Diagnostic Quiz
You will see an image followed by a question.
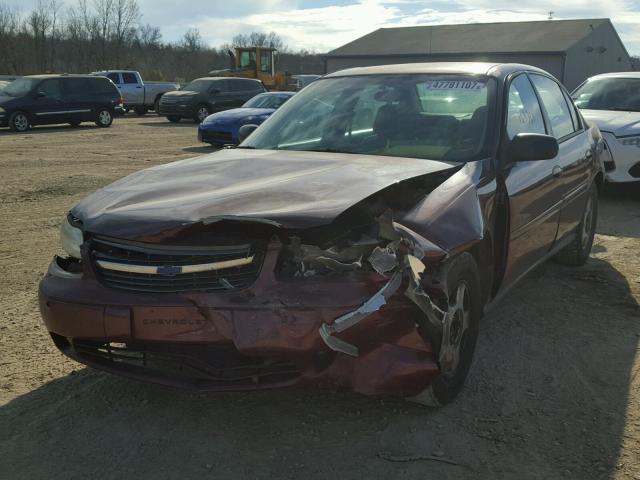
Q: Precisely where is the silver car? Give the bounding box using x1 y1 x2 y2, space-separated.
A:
572 72 640 183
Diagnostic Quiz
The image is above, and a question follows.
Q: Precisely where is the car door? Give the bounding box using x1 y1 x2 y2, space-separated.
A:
230 80 257 106
529 74 592 242
120 72 144 106
500 73 564 288
31 78 66 124
209 80 233 112
61 78 92 122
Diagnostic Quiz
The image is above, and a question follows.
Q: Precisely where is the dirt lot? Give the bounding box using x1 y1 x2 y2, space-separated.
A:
0 116 639 479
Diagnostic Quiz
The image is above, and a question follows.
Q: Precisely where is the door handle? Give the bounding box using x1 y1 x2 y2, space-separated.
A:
136 86 142 89
552 165 563 178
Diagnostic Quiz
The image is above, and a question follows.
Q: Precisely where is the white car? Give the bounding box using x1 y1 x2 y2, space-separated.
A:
572 72 640 183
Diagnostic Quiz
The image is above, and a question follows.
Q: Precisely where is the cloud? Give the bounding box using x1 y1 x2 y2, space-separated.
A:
194 0 640 54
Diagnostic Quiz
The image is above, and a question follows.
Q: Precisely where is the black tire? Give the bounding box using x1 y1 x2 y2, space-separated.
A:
167 115 181 123
153 97 161 113
554 183 598 266
408 252 481 407
194 104 210 123
134 106 148 116
95 108 113 128
9 111 30 132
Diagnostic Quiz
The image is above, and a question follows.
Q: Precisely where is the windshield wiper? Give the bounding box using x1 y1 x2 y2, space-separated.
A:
303 148 356 154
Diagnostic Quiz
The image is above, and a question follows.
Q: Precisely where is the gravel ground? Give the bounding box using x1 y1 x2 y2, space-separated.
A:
0 115 638 479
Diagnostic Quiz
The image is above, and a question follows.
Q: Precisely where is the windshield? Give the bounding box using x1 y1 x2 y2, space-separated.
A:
242 94 291 109
242 75 492 162
182 79 214 93
572 77 640 112
3 78 39 97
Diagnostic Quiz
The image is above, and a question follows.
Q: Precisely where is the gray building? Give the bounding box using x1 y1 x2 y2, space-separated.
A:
324 19 632 90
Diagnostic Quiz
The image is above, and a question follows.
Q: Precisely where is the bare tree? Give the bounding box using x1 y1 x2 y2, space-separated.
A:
181 27 203 52
112 0 140 67
232 31 285 50
93 0 114 66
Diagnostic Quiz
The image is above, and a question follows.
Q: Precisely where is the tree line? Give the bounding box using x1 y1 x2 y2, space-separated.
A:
0 0 325 81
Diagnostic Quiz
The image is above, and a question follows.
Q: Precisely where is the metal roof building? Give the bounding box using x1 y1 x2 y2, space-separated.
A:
324 19 632 90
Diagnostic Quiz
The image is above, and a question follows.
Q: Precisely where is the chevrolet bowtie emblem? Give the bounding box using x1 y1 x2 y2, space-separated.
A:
156 265 183 276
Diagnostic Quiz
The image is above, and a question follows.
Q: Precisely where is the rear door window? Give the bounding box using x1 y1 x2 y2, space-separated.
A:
212 80 229 93
529 74 575 139
122 72 138 84
39 79 64 100
63 78 91 99
506 74 547 139
90 77 117 94
106 72 120 84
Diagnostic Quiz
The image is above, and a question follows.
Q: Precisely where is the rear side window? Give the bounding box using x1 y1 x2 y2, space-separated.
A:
529 74 575 139
106 72 120 84
122 73 138 84
212 80 229 93
506 74 546 139
90 77 118 94
230 80 250 92
63 78 90 96
39 79 63 100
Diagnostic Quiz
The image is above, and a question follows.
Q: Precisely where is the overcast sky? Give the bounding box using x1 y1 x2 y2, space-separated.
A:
6 0 640 54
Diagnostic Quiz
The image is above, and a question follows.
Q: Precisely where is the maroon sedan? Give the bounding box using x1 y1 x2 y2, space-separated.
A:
40 63 603 406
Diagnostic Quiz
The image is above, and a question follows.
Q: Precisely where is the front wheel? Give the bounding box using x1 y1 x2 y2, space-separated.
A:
554 183 598 266
408 252 481 407
9 111 30 132
194 105 210 123
95 108 113 128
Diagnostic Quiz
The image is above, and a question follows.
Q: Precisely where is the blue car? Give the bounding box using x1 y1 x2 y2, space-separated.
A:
198 91 295 146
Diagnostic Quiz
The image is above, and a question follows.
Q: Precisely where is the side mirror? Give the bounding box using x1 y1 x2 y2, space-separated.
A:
509 133 559 162
36 91 46 98
238 124 259 143
210 88 221 94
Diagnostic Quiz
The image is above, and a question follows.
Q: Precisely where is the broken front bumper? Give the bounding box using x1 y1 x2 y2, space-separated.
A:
39 241 440 397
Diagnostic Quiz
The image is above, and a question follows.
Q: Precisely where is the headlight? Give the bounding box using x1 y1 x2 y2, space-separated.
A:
0 107 5 113
620 135 640 146
60 216 83 259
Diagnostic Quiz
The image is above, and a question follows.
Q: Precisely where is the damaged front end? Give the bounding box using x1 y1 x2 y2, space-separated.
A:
41 153 488 398
291 211 452 371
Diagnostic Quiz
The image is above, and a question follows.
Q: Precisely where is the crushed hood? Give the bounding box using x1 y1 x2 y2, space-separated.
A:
73 149 457 239
581 109 640 137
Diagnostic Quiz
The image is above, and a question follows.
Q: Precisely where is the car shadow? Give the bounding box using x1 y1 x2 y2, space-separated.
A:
139 120 199 128
182 145 220 154
0 124 100 135
0 258 637 479
598 184 640 238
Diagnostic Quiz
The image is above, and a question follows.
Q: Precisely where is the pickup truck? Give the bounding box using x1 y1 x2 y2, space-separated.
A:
91 70 180 115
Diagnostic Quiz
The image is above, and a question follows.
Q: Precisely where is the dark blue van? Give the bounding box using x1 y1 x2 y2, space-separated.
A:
0 74 123 132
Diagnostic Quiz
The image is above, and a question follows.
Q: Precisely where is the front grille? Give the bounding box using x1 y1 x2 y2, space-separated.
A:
205 131 233 142
72 339 300 389
91 236 265 293
160 96 179 105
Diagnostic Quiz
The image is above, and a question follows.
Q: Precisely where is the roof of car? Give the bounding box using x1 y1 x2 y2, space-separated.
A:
195 77 263 82
256 91 296 96
25 74 100 79
585 72 640 80
324 62 549 79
